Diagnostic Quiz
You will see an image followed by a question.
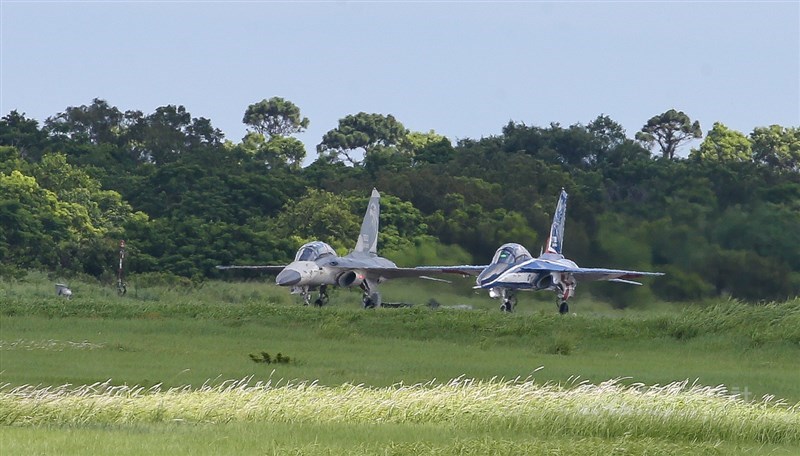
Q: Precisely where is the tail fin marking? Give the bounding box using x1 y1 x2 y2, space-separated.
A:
354 188 380 255
546 189 568 254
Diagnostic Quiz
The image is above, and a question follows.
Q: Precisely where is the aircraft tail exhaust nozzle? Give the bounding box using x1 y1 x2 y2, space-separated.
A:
276 269 302 287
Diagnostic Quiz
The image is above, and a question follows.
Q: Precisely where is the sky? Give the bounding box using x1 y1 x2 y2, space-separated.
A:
2 1 799 164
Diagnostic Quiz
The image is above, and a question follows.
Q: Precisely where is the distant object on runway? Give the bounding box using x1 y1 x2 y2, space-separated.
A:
55 283 72 299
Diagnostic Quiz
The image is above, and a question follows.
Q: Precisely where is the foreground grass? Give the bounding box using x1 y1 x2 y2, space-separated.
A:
2 276 798 401
2 313 799 403
3 377 798 442
2 377 798 454
5 423 772 456
1 275 799 454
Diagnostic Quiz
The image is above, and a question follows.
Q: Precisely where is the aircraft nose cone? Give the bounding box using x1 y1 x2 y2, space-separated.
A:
276 269 301 286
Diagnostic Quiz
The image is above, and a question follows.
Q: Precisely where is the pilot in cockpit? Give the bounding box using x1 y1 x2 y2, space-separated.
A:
294 241 336 262
491 244 532 265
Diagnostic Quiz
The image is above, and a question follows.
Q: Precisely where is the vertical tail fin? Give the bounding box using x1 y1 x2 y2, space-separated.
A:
545 188 568 254
354 188 380 255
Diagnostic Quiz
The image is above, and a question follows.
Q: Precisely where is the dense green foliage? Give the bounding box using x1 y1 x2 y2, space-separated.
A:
2 100 799 304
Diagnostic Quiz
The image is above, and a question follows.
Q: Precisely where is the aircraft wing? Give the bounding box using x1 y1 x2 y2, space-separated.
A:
362 267 464 280
514 259 663 282
216 265 286 273
320 255 487 279
412 265 489 277
563 268 663 282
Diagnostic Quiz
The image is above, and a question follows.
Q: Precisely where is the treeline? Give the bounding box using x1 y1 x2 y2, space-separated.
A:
1 98 799 304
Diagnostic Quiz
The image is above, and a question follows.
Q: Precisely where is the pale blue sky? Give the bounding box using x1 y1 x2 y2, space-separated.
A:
2 1 798 162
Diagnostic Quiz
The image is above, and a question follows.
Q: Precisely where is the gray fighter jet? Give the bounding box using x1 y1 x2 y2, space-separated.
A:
417 189 663 313
217 188 444 308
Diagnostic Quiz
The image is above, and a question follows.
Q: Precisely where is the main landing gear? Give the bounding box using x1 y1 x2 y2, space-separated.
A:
313 285 330 307
555 281 573 315
361 283 382 309
362 291 381 309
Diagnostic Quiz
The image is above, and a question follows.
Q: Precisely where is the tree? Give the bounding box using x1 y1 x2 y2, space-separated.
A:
31 152 138 236
240 132 306 170
545 122 599 166
702 247 793 301
363 145 413 176
586 114 651 167
0 166 135 274
0 170 60 269
689 122 752 163
268 189 360 253
750 125 800 171
413 136 455 165
500 121 602 167
264 136 306 170
587 114 627 151
317 112 408 166
636 109 702 159
44 98 124 145
404 130 454 165
713 203 800 271
0 111 47 159
127 105 224 164
243 97 309 138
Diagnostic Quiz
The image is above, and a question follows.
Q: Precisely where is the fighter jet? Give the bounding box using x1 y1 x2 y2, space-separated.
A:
217 188 446 308
418 189 663 313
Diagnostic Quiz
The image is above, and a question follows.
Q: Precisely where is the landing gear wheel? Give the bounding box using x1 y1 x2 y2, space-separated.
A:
559 301 569 314
499 292 516 312
363 295 374 309
362 291 381 309
314 286 329 307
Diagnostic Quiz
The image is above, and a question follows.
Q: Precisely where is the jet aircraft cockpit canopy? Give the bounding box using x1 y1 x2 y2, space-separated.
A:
294 241 337 262
491 243 532 265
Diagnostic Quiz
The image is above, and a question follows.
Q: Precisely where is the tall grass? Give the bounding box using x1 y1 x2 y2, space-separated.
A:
1 424 746 455
2 276 799 453
2 377 798 445
4 281 798 351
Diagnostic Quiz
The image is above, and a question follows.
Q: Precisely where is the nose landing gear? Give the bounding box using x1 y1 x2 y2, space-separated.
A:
500 294 517 312
499 289 516 312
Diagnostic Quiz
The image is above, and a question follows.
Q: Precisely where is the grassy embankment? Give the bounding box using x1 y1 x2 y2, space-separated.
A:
1 273 798 454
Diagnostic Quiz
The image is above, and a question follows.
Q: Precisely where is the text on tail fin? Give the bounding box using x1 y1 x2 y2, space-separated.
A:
354 188 380 254
546 189 568 254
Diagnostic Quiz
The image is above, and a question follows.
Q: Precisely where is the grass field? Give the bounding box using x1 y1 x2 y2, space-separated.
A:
1 273 799 454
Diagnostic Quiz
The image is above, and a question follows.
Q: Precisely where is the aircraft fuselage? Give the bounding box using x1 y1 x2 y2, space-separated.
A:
478 254 577 291
275 255 397 289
